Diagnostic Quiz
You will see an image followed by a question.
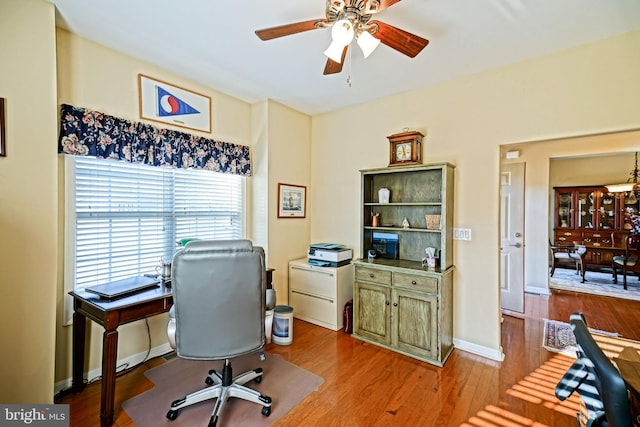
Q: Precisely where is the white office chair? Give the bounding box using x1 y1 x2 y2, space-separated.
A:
165 239 274 427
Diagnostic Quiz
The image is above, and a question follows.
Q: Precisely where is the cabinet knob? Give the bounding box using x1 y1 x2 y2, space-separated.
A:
411 280 417 285
393 302 398 307
369 273 375 278
385 301 390 306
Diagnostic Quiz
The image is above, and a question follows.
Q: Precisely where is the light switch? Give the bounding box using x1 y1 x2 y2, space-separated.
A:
453 228 472 241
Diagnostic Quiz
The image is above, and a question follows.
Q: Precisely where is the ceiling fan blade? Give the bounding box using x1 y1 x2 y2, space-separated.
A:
255 19 329 41
369 20 429 58
323 46 348 75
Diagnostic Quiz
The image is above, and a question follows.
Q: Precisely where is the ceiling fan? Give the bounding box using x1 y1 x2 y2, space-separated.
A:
255 0 429 75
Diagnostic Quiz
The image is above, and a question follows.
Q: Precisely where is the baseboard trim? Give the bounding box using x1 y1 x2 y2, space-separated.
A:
453 338 504 362
525 285 550 295
502 309 526 319
54 342 173 394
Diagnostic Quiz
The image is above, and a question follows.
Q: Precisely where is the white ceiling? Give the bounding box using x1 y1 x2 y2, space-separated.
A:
49 0 640 116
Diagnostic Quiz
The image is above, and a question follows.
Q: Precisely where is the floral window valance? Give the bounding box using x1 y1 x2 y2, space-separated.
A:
58 104 251 176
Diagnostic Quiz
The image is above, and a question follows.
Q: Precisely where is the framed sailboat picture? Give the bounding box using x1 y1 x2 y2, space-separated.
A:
278 183 306 218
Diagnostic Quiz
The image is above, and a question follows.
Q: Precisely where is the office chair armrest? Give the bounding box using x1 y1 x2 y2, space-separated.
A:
167 305 176 349
266 289 276 311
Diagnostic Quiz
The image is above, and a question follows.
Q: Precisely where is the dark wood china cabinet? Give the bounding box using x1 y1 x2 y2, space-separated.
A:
553 186 639 268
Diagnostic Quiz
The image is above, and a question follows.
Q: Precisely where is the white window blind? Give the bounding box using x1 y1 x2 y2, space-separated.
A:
68 156 244 291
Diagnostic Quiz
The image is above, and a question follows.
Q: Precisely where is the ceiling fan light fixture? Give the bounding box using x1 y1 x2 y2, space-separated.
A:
330 18 354 46
606 183 635 193
324 39 346 63
356 30 381 58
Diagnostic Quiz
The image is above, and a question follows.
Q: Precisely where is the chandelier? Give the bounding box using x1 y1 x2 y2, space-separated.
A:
606 152 640 194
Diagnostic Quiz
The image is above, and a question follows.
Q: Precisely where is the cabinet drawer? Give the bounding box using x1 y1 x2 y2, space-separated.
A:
355 267 391 285
289 289 339 330
289 264 337 298
583 231 613 247
555 230 581 244
393 272 438 293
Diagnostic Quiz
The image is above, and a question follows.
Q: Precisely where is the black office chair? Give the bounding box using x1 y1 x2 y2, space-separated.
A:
165 239 273 427
555 312 632 427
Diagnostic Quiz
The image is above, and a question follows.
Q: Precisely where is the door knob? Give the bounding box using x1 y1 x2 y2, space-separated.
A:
510 243 522 248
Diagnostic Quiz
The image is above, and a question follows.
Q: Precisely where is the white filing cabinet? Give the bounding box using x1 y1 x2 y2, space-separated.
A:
288 258 354 331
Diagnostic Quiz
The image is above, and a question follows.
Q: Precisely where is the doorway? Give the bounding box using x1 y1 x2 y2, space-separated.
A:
500 130 640 311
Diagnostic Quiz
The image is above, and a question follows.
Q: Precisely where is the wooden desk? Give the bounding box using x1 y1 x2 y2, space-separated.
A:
583 245 625 271
69 285 173 427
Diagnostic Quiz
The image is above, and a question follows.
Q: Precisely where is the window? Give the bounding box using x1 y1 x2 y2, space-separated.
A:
64 156 244 319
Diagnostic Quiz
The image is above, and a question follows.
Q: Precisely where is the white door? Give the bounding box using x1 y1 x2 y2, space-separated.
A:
500 163 525 313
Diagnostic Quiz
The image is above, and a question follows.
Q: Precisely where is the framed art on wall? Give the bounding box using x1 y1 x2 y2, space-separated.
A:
278 183 306 218
138 74 212 133
0 98 5 157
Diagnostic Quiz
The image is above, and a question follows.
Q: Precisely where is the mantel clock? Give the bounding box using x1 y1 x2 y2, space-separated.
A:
388 130 424 166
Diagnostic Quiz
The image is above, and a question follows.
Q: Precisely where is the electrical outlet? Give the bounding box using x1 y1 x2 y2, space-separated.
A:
453 228 472 241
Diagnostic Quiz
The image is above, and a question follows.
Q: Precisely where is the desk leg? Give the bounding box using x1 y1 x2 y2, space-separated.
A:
100 329 118 427
71 310 87 393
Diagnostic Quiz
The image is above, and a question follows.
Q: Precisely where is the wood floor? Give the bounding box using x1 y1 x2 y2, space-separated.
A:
56 289 640 426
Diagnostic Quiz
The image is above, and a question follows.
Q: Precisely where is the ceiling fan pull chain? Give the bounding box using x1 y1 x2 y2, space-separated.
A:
346 45 353 87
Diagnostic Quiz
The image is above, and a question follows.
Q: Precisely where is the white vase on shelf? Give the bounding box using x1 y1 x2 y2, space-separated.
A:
378 188 390 204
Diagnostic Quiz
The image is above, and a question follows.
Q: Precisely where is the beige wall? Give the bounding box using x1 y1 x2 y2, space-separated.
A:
251 100 312 300
311 30 640 356
265 101 312 298
550 152 637 188
0 0 58 402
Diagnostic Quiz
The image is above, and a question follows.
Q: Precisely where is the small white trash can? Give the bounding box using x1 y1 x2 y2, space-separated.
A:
272 305 294 345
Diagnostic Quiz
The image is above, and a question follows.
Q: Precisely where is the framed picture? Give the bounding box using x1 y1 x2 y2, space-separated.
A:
138 74 212 133
0 98 5 157
278 183 306 218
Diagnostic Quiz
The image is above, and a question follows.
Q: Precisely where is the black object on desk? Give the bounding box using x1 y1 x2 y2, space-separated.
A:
85 276 160 299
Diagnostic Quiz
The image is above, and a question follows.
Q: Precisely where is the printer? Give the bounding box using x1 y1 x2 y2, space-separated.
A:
307 243 352 267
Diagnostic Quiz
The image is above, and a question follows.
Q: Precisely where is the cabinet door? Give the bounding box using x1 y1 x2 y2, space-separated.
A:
556 189 574 228
598 190 617 230
576 189 596 229
621 192 639 231
354 281 391 345
392 288 437 360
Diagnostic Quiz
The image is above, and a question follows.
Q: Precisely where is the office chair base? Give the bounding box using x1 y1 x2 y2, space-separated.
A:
166 360 272 426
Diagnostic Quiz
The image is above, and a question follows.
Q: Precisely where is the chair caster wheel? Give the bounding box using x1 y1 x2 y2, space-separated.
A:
205 376 214 385
166 409 179 420
261 406 271 417
254 375 262 384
